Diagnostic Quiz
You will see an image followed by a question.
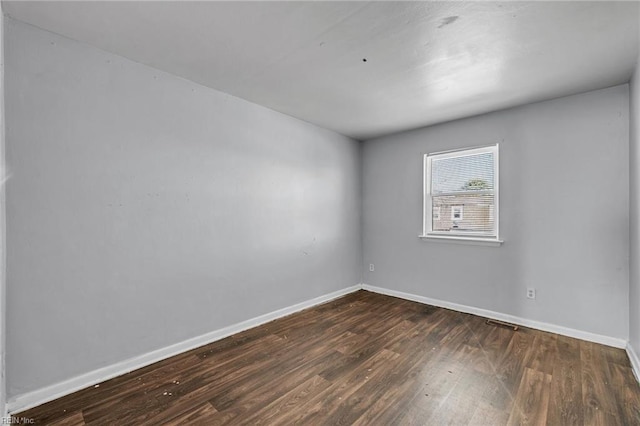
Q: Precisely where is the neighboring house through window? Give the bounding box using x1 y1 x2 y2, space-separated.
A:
422 144 499 241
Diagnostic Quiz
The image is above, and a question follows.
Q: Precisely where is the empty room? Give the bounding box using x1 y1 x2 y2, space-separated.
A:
0 0 639 424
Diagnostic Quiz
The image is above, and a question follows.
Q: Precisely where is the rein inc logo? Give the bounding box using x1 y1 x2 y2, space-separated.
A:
2 417 34 425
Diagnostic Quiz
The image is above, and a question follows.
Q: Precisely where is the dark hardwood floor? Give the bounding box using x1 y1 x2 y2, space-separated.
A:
16 290 640 425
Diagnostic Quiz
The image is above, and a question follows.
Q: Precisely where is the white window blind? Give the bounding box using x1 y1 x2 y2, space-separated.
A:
423 145 499 240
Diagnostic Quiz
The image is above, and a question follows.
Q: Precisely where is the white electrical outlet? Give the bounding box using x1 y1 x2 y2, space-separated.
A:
527 288 536 299
369 264 375 272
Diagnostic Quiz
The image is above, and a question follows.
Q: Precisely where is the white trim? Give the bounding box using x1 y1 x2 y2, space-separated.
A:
418 234 503 246
6 285 362 414
627 343 640 384
422 153 428 235
8 282 630 414
362 284 627 349
427 143 502 157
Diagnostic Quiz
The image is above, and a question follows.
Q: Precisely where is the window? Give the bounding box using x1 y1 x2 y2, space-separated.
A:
422 144 500 242
433 206 441 220
451 205 463 221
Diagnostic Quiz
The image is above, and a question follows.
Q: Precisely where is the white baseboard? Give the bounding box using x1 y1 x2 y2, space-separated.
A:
8 283 631 414
362 284 628 349
627 343 640 384
6 285 361 415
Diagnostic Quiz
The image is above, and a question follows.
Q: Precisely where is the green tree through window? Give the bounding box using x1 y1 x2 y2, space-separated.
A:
462 178 490 190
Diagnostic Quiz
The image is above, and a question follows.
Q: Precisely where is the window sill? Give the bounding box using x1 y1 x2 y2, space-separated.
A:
418 234 503 247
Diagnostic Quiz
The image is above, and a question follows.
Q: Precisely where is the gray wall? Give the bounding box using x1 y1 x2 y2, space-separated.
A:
363 85 630 340
4 19 362 397
630 52 640 356
0 3 6 416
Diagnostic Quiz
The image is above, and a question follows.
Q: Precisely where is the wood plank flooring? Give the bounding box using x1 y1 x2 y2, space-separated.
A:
16 291 640 425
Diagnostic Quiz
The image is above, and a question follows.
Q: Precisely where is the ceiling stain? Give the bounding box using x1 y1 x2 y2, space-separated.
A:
438 16 459 28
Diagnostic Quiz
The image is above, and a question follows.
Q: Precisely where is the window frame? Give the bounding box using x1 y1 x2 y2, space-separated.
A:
422 144 501 244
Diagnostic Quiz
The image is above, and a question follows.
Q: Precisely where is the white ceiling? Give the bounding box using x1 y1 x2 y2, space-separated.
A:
3 1 639 140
